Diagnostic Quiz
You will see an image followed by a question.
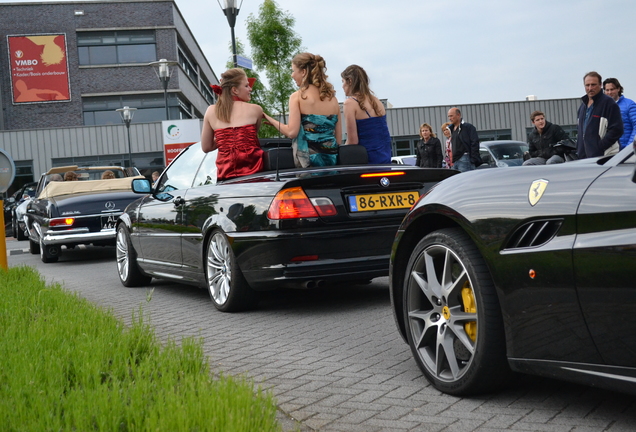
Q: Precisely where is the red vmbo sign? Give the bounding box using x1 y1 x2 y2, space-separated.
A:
8 34 71 104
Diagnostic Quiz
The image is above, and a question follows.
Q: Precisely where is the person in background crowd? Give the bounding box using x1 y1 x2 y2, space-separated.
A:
341 65 391 164
577 71 623 158
415 123 442 168
603 77 636 149
447 108 481 172
151 171 160 185
440 122 453 168
201 68 264 180
64 171 78 181
264 52 341 167
523 110 569 165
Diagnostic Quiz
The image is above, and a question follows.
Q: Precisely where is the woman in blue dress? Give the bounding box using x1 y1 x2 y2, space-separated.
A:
263 53 341 167
341 65 392 164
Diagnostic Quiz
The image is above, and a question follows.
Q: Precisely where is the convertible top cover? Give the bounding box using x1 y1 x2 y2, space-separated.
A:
38 176 144 199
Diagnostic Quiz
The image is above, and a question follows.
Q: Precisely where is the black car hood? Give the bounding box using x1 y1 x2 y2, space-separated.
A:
414 162 610 224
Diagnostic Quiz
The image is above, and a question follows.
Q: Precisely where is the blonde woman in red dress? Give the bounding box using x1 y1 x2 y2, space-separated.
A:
201 68 263 180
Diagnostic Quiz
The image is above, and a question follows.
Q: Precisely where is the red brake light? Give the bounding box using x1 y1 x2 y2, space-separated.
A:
360 171 405 178
50 217 75 227
268 187 318 220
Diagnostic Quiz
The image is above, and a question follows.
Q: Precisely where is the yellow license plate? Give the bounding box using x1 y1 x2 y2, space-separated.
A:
348 191 419 212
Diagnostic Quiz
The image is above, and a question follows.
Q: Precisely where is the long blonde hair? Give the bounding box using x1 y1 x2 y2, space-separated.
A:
341 65 381 115
292 52 335 101
215 68 247 123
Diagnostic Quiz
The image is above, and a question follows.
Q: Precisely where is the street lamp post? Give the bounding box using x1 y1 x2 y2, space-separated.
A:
149 58 178 120
217 0 243 68
116 106 137 168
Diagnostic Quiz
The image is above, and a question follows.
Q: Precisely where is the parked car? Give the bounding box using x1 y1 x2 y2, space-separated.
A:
25 165 142 263
391 155 417 166
115 142 457 312
390 145 636 396
10 181 38 240
478 140 528 168
4 181 37 238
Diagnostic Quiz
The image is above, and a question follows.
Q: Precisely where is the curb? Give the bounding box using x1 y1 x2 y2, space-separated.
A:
7 248 30 256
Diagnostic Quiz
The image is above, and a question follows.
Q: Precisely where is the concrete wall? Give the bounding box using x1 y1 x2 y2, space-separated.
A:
0 122 163 176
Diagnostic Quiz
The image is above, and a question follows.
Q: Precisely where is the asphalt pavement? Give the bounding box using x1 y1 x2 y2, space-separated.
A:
5 238 636 432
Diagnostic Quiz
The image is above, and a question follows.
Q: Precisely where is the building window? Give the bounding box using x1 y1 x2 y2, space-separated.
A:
525 125 577 139
78 30 156 65
178 41 216 106
83 94 195 126
478 129 512 141
393 137 418 156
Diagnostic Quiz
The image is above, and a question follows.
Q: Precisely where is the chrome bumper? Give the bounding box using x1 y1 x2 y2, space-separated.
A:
42 228 116 245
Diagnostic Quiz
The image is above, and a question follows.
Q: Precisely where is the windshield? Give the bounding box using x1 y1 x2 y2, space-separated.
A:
489 144 528 161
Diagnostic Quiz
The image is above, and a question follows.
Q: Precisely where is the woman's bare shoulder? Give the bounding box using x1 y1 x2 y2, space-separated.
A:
246 102 263 114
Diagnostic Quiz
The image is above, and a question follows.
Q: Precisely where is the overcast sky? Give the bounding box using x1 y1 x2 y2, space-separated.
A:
178 0 636 108
6 0 636 109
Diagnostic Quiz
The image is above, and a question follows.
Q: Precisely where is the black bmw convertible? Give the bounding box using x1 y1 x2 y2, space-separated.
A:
115 142 456 312
390 144 636 395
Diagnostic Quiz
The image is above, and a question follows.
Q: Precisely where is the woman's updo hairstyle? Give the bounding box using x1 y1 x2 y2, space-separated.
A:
292 52 335 101
216 68 247 123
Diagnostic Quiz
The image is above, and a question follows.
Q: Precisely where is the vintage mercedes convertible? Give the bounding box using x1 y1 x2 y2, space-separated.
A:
25 166 142 263
115 143 457 312
390 144 636 395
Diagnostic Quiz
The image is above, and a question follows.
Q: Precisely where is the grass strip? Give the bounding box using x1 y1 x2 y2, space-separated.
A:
0 266 281 431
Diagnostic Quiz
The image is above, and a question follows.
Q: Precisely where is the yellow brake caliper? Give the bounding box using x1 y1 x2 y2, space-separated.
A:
461 282 477 341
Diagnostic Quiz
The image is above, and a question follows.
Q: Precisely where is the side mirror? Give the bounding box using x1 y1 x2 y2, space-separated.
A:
131 178 152 194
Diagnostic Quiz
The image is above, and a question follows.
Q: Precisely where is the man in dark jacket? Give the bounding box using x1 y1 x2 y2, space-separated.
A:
447 107 480 172
523 110 569 165
577 71 623 158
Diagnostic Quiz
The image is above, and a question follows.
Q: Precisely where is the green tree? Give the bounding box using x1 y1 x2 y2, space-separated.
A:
245 0 302 131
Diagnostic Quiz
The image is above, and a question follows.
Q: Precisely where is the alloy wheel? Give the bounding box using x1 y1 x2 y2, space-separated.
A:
406 243 478 383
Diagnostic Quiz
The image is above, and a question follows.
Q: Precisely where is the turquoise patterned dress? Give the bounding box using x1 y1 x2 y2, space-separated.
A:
293 114 339 167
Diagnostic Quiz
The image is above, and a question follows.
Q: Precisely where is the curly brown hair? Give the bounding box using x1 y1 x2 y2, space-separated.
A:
292 52 335 101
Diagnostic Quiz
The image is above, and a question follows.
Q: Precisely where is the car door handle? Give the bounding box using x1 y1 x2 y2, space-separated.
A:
173 196 185 207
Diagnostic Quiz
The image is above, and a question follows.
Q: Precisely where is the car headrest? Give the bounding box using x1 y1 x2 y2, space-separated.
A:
262 147 295 171
338 145 368 165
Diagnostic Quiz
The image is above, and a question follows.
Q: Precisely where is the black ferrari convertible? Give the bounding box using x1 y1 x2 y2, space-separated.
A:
390 144 636 396
116 142 456 312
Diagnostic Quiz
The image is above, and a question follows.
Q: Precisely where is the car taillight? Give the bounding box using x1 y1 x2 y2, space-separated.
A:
309 197 337 217
268 187 319 220
50 217 75 227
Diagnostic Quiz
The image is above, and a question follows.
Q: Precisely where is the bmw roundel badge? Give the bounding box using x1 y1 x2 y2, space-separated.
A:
380 177 390 187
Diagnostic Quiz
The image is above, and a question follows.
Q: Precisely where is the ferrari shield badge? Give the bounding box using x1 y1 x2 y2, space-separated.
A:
528 179 548 206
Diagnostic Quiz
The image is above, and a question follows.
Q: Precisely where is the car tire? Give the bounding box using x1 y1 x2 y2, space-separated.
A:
29 237 40 254
13 215 26 241
403 227 512 395
40 238 60 263
116 224 152 287
205 230 256 312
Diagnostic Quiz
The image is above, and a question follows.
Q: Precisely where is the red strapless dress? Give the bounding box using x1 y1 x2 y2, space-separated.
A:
214 124 263 180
